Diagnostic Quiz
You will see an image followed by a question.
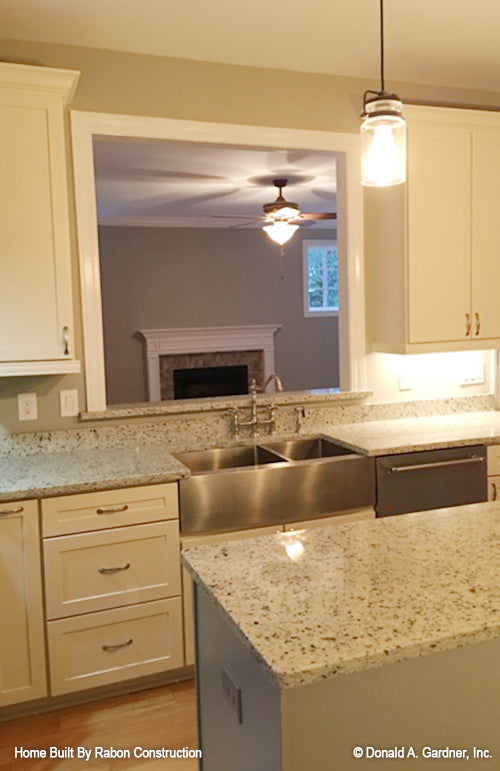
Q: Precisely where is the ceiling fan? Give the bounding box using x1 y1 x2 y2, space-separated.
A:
212 178 336 245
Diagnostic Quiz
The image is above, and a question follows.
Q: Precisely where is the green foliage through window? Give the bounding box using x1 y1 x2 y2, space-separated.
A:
307 242 338 313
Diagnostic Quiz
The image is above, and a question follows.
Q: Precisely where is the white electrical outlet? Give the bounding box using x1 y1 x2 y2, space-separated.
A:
461 361 485 386
59 389 79 417
17 393 38 421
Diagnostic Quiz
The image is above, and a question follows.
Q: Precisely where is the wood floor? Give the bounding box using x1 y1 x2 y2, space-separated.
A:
0 681 198 770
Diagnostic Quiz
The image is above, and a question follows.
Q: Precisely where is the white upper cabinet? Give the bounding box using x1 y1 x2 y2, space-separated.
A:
0 63 80 374
471 129 500 341
365 105 500 353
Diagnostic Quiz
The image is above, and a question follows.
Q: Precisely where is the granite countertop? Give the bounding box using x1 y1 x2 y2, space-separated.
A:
183 502 500 688
0 443 189 502
321 410 500 455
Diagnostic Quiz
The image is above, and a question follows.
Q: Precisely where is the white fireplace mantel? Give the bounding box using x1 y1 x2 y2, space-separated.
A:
138 325 282 402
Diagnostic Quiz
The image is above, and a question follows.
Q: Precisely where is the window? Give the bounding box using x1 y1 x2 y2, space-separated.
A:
303 239 338 317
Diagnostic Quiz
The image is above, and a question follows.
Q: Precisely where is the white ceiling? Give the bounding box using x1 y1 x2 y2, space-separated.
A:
93 139 337 229
3 0 500 92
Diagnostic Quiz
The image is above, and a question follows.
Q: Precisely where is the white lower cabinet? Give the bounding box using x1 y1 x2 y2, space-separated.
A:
0 500 47 706
42 484 184 696
48 598 183 695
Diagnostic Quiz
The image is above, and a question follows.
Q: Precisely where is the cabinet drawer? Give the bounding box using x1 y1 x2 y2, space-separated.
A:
41 484 178 536
487 445 500 477
44 521 180 619
47 598 184 695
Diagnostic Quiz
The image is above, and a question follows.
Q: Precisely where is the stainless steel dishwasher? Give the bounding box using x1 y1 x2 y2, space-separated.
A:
376 445 487 517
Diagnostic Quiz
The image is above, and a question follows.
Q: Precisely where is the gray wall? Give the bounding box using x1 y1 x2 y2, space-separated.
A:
98 226 339 404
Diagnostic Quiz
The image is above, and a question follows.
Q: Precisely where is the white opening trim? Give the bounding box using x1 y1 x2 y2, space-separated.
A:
71 111 366 413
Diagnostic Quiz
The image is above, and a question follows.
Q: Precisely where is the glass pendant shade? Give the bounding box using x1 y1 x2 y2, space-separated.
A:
263 221 299 246
361 98 406 187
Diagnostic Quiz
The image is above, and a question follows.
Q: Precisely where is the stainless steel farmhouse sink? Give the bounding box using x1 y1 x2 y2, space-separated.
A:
175 438 375 535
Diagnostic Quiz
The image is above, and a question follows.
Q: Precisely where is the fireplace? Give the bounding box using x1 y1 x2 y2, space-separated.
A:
138 325 281 402
173 364 249 399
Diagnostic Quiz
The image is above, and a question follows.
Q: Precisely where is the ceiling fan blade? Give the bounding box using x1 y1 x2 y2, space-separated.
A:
211 214 262 220
300 212 337 220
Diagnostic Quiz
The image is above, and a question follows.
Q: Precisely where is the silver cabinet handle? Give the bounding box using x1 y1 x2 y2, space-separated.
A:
96 504 129 515
102 638 133 652
491 481 497 501
62 326 70 356
0 506 24 517
98 562 131 574
475 312 481 336
465 313 471 336
388 456 484 473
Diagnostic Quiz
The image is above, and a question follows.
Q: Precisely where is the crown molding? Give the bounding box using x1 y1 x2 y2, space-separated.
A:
0 62 80 104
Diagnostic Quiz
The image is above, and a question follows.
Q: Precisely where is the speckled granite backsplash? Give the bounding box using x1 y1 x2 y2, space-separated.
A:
0 393 494 457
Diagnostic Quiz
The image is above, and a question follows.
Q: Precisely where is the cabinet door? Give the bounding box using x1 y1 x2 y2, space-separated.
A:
0 500 47 706
407 123 472 344
472 130 500 340
0 87 74 361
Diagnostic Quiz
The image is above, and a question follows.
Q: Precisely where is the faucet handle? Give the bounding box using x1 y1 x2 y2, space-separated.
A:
295 405 306 433
226 407 240 439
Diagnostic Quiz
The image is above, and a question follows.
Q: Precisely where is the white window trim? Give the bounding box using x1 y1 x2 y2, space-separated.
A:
302 239 339 318
70 111 366 413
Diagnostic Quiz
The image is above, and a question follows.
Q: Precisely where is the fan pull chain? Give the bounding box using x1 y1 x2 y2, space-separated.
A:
280 247 285 279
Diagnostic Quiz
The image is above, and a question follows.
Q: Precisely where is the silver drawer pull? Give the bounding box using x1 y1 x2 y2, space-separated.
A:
96 504 129 515
389 456 484 474
98 562 131 574
102 638 133 652
0 506 24 517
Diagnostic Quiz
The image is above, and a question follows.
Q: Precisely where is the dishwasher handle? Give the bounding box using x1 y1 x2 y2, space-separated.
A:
388 455 485 474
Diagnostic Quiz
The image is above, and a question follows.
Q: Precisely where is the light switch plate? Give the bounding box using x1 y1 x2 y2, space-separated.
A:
17 393 38 421
59 389 79 417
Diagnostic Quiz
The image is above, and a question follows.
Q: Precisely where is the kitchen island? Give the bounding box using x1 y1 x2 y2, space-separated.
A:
183 503 500 769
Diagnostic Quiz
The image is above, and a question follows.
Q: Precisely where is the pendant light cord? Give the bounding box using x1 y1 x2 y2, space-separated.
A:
380 0 385 93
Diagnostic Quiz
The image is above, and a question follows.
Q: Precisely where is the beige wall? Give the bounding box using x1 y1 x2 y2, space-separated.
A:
99 226 339 404
1 36 500 433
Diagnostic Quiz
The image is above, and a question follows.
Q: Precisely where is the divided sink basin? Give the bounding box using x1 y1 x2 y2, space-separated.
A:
175 437 375 536
174 445 284 472
261 437 353 461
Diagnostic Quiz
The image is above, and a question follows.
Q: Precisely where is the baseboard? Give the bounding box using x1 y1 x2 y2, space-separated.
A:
0 666 194 723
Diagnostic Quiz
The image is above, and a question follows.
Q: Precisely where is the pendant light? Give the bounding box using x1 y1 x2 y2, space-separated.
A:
361 0 406 187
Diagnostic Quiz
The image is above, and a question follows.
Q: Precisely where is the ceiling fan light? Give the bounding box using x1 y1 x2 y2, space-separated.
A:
263 221 299 246
361 97 406 187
